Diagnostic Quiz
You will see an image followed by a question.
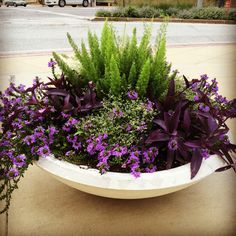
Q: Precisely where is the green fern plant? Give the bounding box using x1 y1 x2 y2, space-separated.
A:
52 21 177 100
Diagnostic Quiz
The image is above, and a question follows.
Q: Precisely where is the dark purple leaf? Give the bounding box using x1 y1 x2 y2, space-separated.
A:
166 150 175 169
190 148 203 179
207 116 218 133
167 79 175 97
164 112 171 132
185 141 201 148
170 105 181 133
183 109 190 132
183 75 190 88
47 89 69 97
63 95 74 112
153 119 167 131
215 165 233 172
145 130 169 144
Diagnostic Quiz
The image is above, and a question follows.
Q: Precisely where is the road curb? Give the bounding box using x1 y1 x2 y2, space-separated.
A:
1 43 235 58
92 17 236 24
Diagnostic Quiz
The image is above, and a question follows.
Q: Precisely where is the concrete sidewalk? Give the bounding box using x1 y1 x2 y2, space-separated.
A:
0 44 236 236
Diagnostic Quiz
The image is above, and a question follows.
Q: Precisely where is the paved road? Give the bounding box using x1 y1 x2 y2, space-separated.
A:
0 6 236 55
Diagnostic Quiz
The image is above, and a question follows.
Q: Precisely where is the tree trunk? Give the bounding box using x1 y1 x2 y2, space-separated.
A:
197 0 204 8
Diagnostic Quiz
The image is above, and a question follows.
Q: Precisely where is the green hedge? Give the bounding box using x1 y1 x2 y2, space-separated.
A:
96 6 236 21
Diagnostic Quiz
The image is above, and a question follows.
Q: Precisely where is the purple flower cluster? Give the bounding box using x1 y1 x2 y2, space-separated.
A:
67 134 82 150
112 145 128 157
86 134 108 155
84 131 160 177
63 118 79 132
127 91 138 100
143 147 158 164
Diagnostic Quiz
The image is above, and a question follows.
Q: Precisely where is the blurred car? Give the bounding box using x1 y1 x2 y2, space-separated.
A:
5 0 27 7
45 0 90 7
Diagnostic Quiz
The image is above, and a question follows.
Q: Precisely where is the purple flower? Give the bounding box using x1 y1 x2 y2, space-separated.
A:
212 84 218 94
127 91 138 100
200 74 209 81
95 142 106 152
130 164 140 178
219 134 230 145
61 112 70 119
48 126 58 144
7 168 19 179
112 108 123 118
12 120 23 129
13 154 26 168
72 142 82 150
98 150 112 159
23 135 36 145
67 118 79 126
127 151 141 165
18 84 26 92
137 121 147 132
6 131 13 139
125 124 132 132
67 135 77 143
62 125 71 132
63 118 79 132
145 100 153 111
112 145 127 157
143 147 158 164
96 157 110 174
145 164 157 173
65 150 74 156
199 104 210 112
194 94 200 102
215 95 228 104
205 82 210 89
34 126 45 137
191 82 199 91
37 145 50 158
87 143 95 155
168 138 178 151
201 149 210 159
48 59 57 68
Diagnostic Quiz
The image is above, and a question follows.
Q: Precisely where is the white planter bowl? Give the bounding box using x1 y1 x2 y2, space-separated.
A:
36 155 226 199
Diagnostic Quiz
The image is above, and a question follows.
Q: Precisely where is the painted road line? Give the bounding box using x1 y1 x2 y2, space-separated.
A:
7 7 95 20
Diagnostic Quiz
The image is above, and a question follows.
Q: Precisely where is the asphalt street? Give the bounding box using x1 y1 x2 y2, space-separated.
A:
0 6 236 55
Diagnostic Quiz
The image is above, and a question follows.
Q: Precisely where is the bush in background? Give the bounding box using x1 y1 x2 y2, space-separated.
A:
96 5 236 21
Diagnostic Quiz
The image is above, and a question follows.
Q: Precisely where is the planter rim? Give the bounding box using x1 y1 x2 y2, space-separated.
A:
36 154 226 191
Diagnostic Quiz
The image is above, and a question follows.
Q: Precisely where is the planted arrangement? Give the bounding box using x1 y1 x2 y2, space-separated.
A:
1 22 236 214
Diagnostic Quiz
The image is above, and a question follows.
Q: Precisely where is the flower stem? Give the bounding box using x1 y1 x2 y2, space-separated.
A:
5 183 9 236
5 209 8 236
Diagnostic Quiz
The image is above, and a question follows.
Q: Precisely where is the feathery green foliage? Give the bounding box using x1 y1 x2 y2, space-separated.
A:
110 55 121 96
151 22 169 98
136 59 151 97
53 22 176 100
52 52 80 85
128 62 137 88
